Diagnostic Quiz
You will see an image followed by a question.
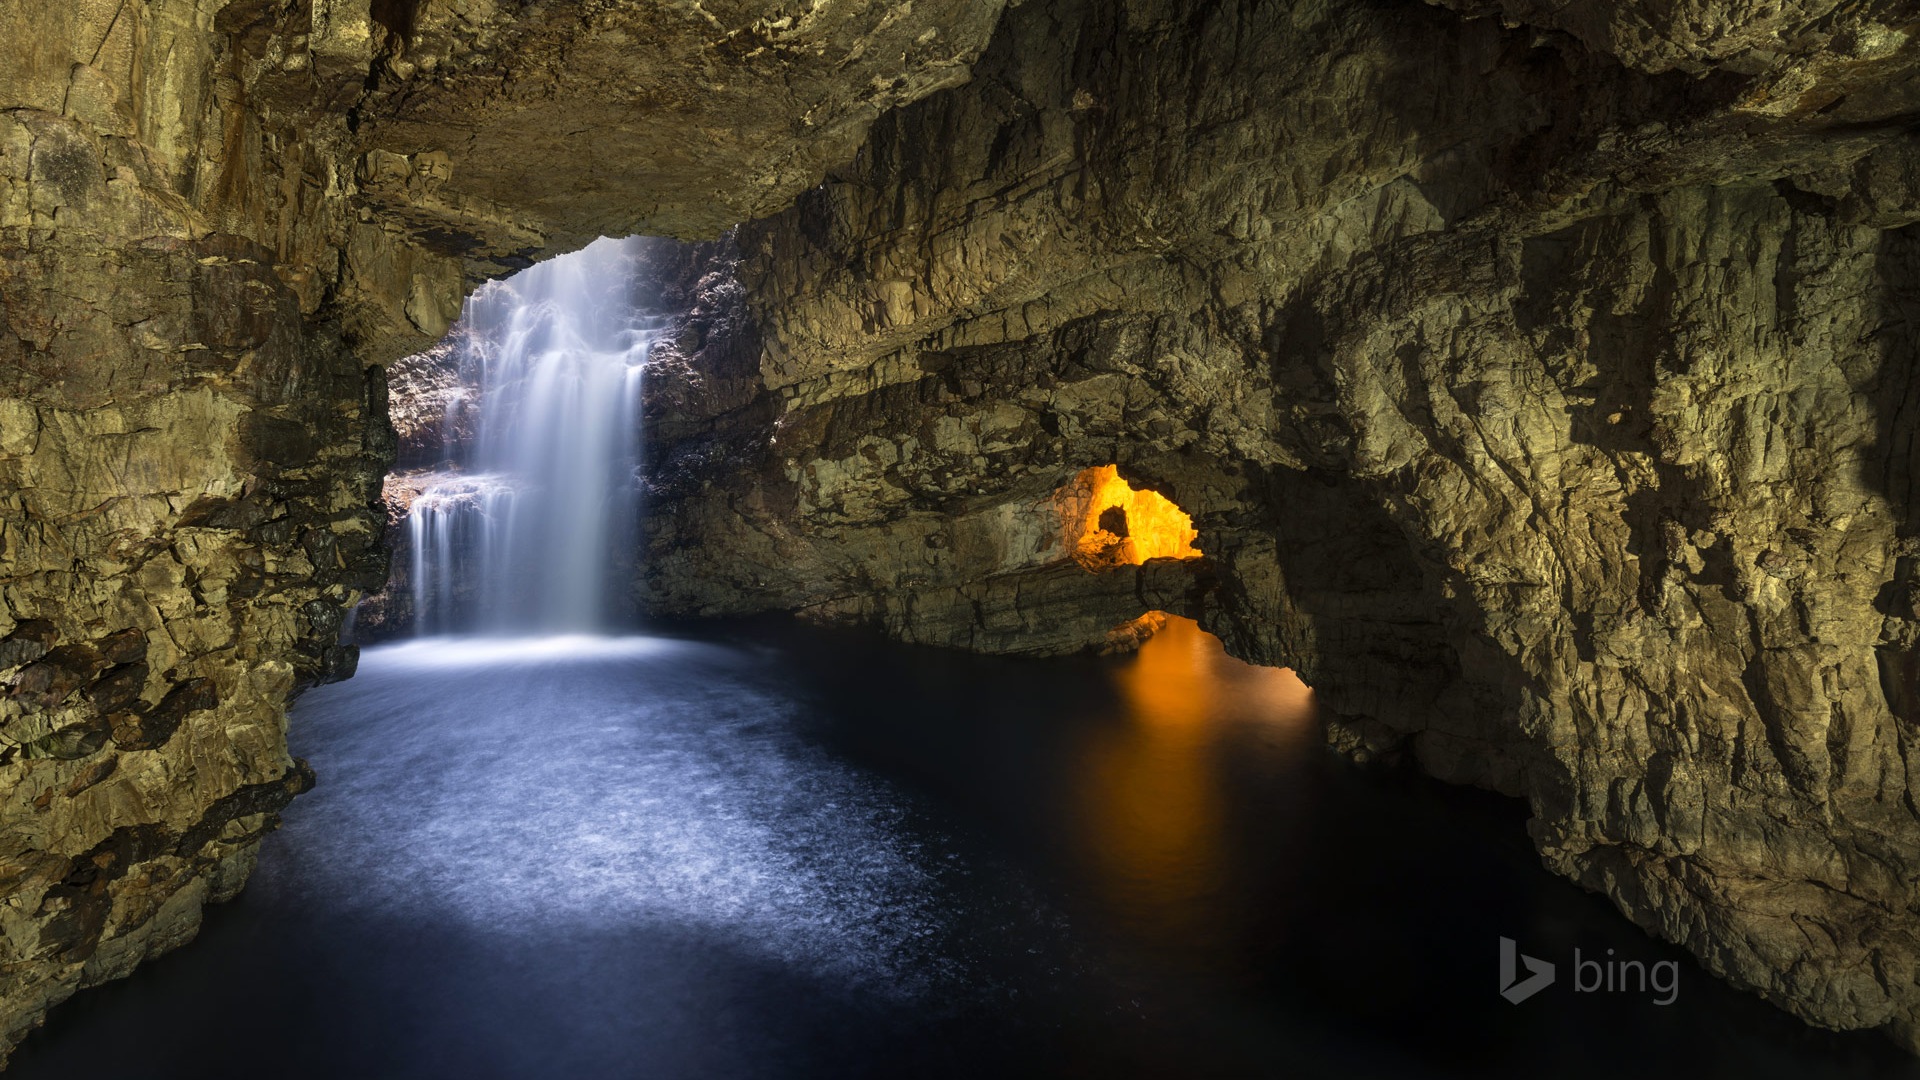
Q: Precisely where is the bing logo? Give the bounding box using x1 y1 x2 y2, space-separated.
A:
1498 937 1680 1006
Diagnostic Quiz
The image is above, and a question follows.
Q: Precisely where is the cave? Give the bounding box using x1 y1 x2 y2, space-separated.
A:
1058 465 1204 570
4 0 1920 1076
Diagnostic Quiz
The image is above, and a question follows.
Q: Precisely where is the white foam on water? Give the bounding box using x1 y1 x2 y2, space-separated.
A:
283 638 950 999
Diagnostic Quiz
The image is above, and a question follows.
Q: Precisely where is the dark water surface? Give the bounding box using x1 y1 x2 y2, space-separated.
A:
10 618 1917 1079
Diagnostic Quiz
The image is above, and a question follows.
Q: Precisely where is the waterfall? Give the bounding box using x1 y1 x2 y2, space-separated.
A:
404 237 661 634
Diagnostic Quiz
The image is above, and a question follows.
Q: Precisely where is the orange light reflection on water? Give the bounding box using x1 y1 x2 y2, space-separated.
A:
1076 615 1317 950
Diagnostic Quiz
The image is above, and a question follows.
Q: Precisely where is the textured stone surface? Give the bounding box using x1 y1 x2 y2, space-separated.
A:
0 1 387 1052
633 0 1920 1053
358 0 1013 242
1429 0 1915 79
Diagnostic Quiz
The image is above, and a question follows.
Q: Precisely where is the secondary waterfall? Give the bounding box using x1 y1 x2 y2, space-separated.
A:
406 237 660 633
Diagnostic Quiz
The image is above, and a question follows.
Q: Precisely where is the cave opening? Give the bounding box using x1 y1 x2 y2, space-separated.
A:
1056 465 1203 570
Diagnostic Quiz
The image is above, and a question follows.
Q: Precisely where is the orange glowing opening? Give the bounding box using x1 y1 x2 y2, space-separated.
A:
1056 465 1201 570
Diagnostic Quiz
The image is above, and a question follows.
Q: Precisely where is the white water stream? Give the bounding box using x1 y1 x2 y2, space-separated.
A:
407 237 661 632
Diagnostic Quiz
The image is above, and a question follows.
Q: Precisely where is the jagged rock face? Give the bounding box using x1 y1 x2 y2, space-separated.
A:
636 0 1920 1051
357 0 1012 244
335 0 1014 363
0 0 1005 1059
0 3 388 1051
1429 0 1915 78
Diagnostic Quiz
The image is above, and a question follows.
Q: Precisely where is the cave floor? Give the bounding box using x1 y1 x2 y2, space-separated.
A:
8 620 1914 1079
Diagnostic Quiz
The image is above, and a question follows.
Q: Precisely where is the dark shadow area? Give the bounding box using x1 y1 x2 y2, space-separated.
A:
369 0 420 42
1866 224 1920 724
739 617 1920 1079
1867 223 1920 532
10 619 1917 1079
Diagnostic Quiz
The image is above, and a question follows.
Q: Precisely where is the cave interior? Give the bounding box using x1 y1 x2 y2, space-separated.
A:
4 0 1920 1073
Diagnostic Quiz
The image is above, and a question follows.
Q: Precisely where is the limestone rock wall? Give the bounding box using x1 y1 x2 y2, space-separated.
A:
636 0 1920 1050
0 1 388 1053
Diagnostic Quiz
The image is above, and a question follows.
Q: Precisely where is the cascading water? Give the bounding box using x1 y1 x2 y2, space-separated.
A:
406 237 661 634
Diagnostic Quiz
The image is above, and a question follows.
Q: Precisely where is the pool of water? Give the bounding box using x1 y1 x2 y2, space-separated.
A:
9 618 1916 1078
